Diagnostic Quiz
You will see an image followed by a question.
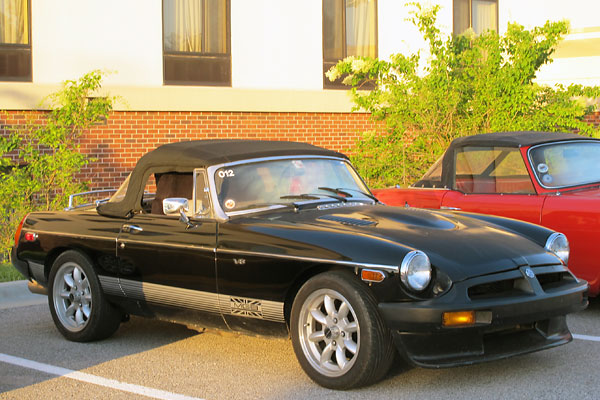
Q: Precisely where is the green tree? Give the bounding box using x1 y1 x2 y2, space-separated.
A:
0 70 114 260
328 3 600 188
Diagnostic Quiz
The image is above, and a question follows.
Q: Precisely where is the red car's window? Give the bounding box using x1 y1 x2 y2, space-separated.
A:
412 156 443 188
455 147 535 194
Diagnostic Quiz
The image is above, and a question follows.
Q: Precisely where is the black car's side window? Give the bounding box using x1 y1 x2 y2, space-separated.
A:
151 172 194 215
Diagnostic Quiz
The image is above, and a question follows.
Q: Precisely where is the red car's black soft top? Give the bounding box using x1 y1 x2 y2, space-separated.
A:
97 140 346 218
439 131 599 184
450 131 594 149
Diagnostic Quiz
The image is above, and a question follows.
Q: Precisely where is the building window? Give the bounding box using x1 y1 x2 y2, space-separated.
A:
323 0 377 89
0 0 31 81
453 0 498 36
162 0 231 86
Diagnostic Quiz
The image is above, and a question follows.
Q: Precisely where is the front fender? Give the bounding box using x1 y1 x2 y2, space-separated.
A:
452 211 556 248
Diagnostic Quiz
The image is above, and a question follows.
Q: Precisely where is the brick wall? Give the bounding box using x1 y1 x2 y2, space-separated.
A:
1 110 380 190
3 109 599 192
586 110 600 127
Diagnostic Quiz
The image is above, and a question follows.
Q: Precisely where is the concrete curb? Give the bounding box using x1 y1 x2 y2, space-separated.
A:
0 280 46 310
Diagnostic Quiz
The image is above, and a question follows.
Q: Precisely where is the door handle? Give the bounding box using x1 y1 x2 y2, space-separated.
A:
440 206 461 211
122 224 143 234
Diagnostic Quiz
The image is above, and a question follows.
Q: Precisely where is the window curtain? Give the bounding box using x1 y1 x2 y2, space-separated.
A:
453 0 470 35
345 0 376 57
163 0 202 53
323 0 343 61
205 0 226 53
0 0 28 45
472 0 497 35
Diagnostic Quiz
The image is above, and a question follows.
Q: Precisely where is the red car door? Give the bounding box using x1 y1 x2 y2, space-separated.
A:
542 194 600 288
440 191 544 224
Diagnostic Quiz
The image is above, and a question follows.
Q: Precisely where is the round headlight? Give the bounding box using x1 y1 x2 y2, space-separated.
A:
400 250 432 292
545 232 569 265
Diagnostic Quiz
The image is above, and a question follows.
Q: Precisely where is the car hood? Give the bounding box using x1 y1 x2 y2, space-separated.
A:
249 204 559 282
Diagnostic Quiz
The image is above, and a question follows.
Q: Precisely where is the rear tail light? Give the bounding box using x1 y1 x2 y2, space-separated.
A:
24 232 38 242
14 214 29 247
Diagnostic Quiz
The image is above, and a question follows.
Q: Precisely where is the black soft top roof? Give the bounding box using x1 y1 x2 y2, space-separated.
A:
137 139 346 168
450 131 594 149
97 140 346 218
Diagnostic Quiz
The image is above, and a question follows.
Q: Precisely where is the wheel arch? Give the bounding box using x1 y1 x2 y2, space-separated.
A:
283 263 359 331
44 246 101 284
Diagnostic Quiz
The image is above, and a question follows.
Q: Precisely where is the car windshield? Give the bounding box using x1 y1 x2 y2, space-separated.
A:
529 141 600 188
214 158 373 213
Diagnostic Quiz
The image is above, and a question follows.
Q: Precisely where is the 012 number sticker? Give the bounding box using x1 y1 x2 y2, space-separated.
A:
218 169 235 178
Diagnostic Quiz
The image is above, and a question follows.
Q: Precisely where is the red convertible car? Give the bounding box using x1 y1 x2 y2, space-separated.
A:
374 131 599 296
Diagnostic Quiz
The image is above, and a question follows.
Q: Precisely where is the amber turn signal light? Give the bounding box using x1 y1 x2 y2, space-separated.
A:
442 311 476 327
361 269 386 283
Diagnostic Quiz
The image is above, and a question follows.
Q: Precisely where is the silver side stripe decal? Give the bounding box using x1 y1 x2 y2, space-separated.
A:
99 276 285 323
98 275 125 297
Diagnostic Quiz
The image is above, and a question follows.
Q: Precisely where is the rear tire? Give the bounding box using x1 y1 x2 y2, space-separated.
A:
290 270 395 389
48 250 121 342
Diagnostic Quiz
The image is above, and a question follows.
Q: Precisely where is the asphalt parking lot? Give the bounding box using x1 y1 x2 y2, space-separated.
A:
0 286 599 400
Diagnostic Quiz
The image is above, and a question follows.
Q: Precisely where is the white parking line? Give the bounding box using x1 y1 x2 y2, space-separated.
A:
573 334 600 342
0 353 203 400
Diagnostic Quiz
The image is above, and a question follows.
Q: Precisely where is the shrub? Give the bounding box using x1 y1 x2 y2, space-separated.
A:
0 71 114 261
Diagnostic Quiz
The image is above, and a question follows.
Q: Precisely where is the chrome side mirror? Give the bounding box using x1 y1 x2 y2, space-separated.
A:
163 198 189 215
163 197 197 229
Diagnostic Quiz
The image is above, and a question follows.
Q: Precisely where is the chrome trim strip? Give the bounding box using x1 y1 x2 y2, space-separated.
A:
33 229 215 253
65 189 117 211
440 206 461 211
406 186 450 191
226 205 288 216
106 277 285 323
527 140 600 190
117 239 215 252
25 230 116 242
217 248 400 274
317 201 372 210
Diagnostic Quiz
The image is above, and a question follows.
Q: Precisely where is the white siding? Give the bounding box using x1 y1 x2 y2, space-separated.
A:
231 0 323 90
32 0 163 86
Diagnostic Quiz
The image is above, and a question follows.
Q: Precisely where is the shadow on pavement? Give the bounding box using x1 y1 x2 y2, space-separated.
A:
0 303 199 393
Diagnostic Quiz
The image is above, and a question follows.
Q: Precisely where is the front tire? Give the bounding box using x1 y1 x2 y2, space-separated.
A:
48 250 121 342
290 270 395 389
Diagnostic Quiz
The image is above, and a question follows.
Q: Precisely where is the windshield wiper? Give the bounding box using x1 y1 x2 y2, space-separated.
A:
281 193 347 203
333 187 379 202
318 187 353 197
318 186 378 202
280 194 322 200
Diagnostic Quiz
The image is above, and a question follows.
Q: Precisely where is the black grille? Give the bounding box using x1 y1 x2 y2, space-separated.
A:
468 278 524 300
537 271 573 292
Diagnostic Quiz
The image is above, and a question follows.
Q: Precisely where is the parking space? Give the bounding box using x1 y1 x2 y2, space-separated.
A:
1 298 599 400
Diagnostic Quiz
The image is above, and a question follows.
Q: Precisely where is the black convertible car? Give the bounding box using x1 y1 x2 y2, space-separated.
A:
12 140 588 389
